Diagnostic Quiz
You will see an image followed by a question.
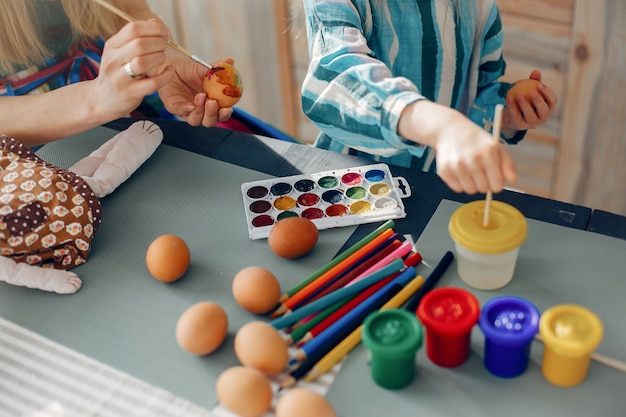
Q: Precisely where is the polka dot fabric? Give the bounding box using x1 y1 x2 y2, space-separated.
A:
0 136 102 270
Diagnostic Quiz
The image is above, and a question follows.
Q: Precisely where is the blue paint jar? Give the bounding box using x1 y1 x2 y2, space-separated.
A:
479 296 540 378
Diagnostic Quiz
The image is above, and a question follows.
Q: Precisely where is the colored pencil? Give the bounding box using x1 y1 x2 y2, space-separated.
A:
343 241 413 287
300 239 409 307
288 237 401 330
303 274 426 383
404 251 454 312
277 220 395 302
283 281 406 383
296 251 423 347
271 228 395 317
284 297 351 345
293 266 417 363
280 267 416 388
269 258 404 330
294 273 397 347
296 233 402 308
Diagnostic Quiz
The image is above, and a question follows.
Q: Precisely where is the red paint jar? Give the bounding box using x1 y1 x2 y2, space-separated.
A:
416 287 480 367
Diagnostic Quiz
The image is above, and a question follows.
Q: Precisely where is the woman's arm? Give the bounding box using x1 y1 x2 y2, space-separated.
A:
0 2 174 146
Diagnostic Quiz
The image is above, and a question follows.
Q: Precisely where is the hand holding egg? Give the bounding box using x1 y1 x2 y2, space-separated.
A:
503 70 558 131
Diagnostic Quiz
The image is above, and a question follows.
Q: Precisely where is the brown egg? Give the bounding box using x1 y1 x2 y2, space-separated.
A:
506 79 540 102
216 366 273 417
232 266 281 314
234 321 289 376
268 217 318 259
175 301 228 355
275 388 337 417
203 61 243 107
146 234 190 282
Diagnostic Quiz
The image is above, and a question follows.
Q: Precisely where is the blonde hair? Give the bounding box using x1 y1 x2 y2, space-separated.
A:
0 0 123 74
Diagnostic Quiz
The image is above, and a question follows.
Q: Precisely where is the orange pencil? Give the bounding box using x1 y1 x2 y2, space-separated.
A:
270 228 395 318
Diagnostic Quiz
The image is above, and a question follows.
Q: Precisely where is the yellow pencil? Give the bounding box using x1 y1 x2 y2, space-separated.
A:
303 274 425 382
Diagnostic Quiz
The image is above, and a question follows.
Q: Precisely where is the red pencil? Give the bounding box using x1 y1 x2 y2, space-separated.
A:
270 228 395 317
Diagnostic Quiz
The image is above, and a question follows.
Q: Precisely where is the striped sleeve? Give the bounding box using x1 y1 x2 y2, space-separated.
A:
301 0 427 158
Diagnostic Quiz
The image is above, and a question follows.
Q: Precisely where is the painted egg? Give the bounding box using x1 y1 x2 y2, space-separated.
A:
203 60 243 107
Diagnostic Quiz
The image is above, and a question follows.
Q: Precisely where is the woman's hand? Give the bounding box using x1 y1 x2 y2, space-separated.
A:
157 56 234 127
502 69 558 131
90 20 175 121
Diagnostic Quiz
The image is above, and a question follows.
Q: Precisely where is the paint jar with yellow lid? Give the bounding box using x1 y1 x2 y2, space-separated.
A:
448 200 527 290
539 304 604 387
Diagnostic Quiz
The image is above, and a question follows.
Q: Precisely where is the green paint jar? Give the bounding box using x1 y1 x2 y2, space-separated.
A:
362 308 423 390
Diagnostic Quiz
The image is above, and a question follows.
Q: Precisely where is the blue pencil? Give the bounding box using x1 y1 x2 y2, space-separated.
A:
269 258 405 330
404 251 454 312
294 266 417 363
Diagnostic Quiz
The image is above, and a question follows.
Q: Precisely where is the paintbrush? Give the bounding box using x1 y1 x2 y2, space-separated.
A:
483 103 504 228
93 0 212 69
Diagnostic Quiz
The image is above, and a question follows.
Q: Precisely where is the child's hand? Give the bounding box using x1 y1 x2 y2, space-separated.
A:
399 101 517 195
503 70 558 131
435 118 517 195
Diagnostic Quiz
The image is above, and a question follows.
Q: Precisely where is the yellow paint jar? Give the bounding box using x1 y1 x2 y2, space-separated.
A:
449 200 527 290
539 304 603 387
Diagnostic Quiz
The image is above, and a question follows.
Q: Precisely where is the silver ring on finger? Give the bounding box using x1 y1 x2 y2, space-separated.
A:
124 61 141 79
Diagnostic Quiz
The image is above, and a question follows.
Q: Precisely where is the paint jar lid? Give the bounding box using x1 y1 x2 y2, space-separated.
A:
479 296 540 346
362 309 423 356
539 304 603 357
449 200 527 254
417 287 480 336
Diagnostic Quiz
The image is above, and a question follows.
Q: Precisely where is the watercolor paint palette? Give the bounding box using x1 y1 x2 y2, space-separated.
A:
241 163 410 239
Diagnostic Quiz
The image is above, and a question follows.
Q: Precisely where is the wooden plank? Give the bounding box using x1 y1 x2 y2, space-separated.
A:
496 0 574 25
578 1 626 216
500 14 570 66
274 0 299 137
553 0 606 202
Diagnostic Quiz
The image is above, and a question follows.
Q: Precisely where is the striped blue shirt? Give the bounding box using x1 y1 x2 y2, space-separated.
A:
301 0 523 171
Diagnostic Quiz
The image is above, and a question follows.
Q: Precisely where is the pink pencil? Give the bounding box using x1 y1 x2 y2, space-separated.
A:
344 241 413 287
